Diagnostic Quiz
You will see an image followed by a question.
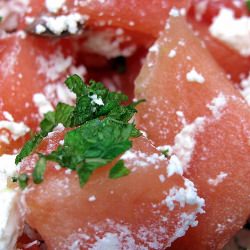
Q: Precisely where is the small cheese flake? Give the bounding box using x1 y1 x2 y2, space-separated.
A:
36 13 86 35
3 111 14 122
45 0 66 13
209 8 250 57
168 49 176 58
186 67 205 84
240 73 250 106
207 93 227 119
89 94 104 106
208 172 228 186
158 174 166 183
88 195 96 202
33 93 54 116
167 155 183 177
35 24 46 34
0 120 30 141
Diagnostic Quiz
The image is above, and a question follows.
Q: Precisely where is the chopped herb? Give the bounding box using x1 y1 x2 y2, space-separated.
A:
16 75 143 187
0 16 2 22
109 160 130 179
17 174 29 190
246 0 250 11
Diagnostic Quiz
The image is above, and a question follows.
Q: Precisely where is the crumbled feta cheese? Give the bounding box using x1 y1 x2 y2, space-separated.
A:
33 93 54 116
82 30 136 59
35 24 46 34
209 8 250 57
0 154 22 250
37 49 73 81
158 174 166 183
91 233 121 250
0 120 30 141
89 94 104 106
168 49 176 58
44 83 77 106
36 13 86 35
167 155 183 177
170 117 205 173
186 67 205 84
149 43 159 53
45 0 65 13
164 177 205 212
208 172 228 186
207 93 227 119
239 73 250 106
3 111 14 122
88 195 96 202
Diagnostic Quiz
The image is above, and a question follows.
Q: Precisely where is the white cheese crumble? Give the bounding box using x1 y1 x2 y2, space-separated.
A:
167 155 183 177
209 8 250 57
163 177 205 214
88 195 96 202
33 93 54 116
36 49 72 81
208 172 228 186
3 112 14 122
0 120 30 141
169 117 205 174
168 49 176 58
240 73 250 106
36 13 86 35
45 0 65 13
0 154 22 250
89 94 104 106
186 67 205 84
82 30 137 59
207 92 227 119
35 24 46 34
91 233 121 250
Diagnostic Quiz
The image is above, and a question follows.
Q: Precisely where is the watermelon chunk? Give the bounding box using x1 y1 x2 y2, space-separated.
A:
135 14 250 249
21 131 204 249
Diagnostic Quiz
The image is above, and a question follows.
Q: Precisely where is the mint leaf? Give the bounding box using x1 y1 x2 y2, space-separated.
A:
109 160 130 179
32 157 47 184
15 103 74 164
17 173 29 189
43 118 134 186
246 0 250 11
65 74 86 96
17 74 143 188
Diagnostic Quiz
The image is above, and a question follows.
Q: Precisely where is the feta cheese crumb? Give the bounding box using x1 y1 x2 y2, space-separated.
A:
186 67 205 84
167 155 183 177
171 117 205 173
36 13 86 35
209 8 250 57
208 172 228 186
33 93 54 116
159 174 166 183
239 73 250 106
163 177 205 212
89 94 104 106
168 49 176 58
35 24 46 34
88 195 96 202
45 0 66 13
91 233 121 250
207 92 227 119
0 154 22 250
0 120 30 141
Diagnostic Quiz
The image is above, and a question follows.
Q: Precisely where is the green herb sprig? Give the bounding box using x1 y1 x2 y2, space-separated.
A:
16 75 143 187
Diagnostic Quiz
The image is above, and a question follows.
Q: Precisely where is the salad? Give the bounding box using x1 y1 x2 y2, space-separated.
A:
0 0 250 249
